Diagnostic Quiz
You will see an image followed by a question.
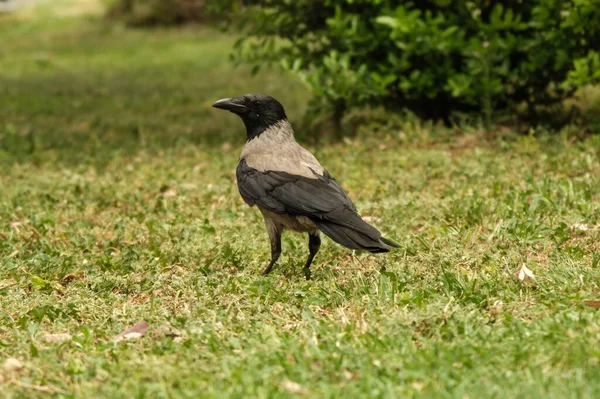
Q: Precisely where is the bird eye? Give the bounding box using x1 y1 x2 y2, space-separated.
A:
253 100 261 106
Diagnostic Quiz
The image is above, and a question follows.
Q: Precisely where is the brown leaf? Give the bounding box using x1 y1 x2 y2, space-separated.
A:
583 300 600 309
61 273 78 285
112 321 150 342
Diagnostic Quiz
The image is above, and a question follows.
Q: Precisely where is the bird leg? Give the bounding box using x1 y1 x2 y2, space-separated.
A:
302 232 321 280
261 226 282 276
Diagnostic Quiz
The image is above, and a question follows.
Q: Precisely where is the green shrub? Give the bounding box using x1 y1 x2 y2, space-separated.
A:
235 0 600 129
106 0 241 26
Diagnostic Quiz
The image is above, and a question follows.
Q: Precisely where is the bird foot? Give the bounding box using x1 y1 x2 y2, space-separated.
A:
302 267 312 280
261 264 274 276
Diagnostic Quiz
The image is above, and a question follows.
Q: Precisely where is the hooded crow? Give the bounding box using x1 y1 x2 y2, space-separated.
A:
213 93 399 278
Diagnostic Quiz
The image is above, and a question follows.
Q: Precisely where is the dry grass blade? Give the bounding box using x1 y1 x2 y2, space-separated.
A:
13 381 70 395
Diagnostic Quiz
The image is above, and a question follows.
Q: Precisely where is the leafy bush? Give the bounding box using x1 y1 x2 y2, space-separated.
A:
235 0 600 128
106 0 241 26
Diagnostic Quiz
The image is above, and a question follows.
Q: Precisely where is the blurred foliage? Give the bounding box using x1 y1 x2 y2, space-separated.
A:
106 0 242 26
0 14 310 166
234 0 600 130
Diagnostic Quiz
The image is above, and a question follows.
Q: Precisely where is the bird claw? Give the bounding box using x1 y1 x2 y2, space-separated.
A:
302 267 312 280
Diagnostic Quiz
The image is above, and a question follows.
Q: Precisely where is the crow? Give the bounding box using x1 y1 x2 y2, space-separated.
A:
213 93 399 279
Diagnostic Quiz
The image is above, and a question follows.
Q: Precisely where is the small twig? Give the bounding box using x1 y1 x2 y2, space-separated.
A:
25 225 42 239
351 251 367 270
13 380 71 395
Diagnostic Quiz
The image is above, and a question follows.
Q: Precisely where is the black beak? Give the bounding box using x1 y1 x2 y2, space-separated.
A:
212 98 248 114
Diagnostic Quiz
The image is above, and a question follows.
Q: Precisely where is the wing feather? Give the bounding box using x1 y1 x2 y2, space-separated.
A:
236 159 381 241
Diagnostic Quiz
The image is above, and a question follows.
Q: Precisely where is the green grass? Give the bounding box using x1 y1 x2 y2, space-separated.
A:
2 2 600 398
0 0 310 166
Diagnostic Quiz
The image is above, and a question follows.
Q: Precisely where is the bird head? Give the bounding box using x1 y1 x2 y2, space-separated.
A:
212 93 287 140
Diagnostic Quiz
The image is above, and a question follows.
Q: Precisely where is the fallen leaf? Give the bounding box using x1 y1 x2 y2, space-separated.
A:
3 358 24 373
572 223 589 232
161 189 177 198
61 274 77 285
281 379 309 395
42 333 72 344
583 300 600 309
514 264 536 283
343 370 355 380
112 321 150 342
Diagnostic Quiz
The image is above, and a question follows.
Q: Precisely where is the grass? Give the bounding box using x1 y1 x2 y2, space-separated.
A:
0 0 310 166
1 2 600 398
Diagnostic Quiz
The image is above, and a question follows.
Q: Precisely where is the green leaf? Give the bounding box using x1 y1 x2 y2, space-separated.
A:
375 16 398 29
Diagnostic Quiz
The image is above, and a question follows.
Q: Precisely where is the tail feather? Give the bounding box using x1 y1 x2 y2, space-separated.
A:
315 221 394 253
380 237 400 248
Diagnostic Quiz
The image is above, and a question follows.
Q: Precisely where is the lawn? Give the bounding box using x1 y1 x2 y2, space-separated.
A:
1 2 600 398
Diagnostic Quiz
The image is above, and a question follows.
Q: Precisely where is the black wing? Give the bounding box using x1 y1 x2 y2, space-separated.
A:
236 159 395 252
